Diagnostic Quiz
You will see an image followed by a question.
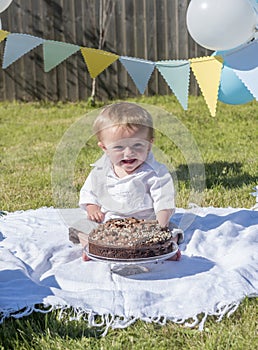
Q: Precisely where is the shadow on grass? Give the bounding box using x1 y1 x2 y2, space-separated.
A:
0 307 103 346
174 161 257 189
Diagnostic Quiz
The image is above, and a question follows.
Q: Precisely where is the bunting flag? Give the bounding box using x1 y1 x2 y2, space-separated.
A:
223 40 258 100
190 56 223 117
0 27 256 116
80 47 119 78
2 33 44 69
119 56 155 94
156 60 190 110
0 29 9 42
43 41 80 72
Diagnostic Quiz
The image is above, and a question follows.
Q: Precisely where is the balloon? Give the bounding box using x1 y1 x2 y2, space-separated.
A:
0 0 13 13
186 0 257 51
212 51 255 105
218 65 254 105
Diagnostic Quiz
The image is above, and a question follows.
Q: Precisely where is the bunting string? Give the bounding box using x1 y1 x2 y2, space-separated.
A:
0 30 257 116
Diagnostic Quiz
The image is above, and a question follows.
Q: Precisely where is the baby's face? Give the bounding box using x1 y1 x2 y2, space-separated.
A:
99 125 152 175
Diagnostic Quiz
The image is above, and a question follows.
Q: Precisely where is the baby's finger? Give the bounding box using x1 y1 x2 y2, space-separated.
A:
176 249 181 261
89 214 95 221
99 212 105 221
93 212 102 222
82 251 91 261
89 213 99 222
95 211 104 222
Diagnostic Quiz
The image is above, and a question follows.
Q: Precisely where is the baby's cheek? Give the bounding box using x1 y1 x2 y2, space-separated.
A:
108 153 120 164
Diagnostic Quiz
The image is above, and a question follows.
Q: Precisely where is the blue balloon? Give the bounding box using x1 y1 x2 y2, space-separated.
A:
213 51 255 105
218 65 255 105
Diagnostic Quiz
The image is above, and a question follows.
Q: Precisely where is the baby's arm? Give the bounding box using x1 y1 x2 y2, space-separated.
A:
80 169 105 223
86 204 105 223
156 209 175 228
149 164 175 228
157 209 183 259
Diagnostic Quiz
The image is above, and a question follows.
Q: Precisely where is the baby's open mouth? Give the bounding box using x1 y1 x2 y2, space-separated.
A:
121 159 136 164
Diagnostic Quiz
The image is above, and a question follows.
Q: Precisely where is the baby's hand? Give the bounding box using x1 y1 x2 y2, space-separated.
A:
86 204 105 223
156 209 174 228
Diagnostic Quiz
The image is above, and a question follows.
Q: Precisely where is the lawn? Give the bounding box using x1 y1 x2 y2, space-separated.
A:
0 96 257 349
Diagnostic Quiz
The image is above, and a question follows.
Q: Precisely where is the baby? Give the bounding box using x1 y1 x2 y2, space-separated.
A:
75 102 183 260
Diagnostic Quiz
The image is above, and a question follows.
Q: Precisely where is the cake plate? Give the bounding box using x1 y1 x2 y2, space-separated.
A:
84 243 178 276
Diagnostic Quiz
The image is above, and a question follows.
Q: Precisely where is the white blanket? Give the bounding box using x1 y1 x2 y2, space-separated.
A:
0 207 258 334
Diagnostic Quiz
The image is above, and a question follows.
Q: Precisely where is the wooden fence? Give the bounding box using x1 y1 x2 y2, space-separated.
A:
0 0 211 102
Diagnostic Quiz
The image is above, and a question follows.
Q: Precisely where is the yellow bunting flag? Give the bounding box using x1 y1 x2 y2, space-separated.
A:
190 56 223 116
0 30 10 42
80 47 119 78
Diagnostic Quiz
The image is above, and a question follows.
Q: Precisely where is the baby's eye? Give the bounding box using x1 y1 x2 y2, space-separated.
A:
112 145 124 151
133 143 145 149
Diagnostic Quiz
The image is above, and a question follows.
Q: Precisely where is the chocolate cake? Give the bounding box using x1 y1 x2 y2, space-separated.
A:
88 217 177 259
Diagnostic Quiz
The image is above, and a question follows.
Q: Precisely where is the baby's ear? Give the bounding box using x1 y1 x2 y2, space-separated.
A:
98 141 107 151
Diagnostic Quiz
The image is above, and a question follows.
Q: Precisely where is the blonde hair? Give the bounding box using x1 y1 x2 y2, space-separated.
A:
93 102 154 140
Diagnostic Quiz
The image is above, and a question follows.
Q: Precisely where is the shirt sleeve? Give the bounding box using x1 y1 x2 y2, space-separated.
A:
148 164 175 214
79 170 101 210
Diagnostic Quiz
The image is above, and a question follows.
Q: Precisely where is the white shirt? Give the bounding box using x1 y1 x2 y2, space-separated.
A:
79 152 175 222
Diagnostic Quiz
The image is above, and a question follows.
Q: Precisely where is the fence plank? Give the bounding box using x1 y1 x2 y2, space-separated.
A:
113 0 128 99
156 0 170 95
30 0 46 100
64 0 80 101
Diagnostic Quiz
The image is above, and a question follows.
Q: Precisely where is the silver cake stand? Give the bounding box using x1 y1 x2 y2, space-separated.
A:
84 242 178 276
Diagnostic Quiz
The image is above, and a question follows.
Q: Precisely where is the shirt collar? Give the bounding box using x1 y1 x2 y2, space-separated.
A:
90 153 111 169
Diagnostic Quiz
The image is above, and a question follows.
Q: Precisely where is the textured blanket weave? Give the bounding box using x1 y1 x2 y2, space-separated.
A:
0 207 257 333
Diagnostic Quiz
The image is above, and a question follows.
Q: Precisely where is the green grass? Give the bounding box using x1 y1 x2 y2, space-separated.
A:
0 96 258 349
0 299 257 349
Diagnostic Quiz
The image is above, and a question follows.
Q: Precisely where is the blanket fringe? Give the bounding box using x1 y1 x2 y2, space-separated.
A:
0 305 53 324
215 301 240 322
0 300 242 334
52 300 242 334
167 301 241 331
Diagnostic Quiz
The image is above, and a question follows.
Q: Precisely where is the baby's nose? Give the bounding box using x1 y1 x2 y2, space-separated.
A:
124 146 134 156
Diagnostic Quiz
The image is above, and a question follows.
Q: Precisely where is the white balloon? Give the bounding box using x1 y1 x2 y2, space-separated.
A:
0 0 13 13
186 0 257 51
